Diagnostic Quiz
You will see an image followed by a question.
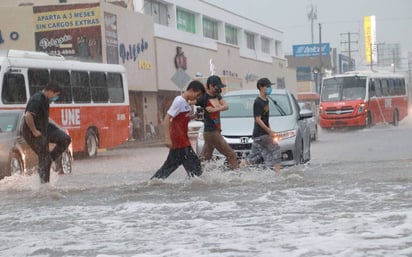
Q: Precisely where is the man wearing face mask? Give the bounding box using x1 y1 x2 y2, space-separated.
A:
240 78 281 172
195 75 239 170
23 81 71 183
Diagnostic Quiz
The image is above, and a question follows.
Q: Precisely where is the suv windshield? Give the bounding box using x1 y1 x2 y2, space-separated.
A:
221 93 292 118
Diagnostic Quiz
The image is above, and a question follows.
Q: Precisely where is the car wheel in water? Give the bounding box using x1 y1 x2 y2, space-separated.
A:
85 129 98 157
9 152 23 176
58 150 72 174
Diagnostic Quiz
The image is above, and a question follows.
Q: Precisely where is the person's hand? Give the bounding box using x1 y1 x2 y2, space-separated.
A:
205 106 215 112
32 129 42 137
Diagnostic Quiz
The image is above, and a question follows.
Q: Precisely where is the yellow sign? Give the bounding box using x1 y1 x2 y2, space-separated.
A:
364 15 376 63
34 7 101 32
138 60 152 70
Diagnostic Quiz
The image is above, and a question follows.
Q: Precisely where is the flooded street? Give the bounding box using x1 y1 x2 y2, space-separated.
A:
1 120 412 257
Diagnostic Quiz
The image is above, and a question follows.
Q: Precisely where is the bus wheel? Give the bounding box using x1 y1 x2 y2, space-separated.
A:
85 129 98 157
393 110 399 126
9 152 23 176
365 112 372 128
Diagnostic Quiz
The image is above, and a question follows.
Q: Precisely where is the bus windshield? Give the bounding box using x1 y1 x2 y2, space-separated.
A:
321 76 367 102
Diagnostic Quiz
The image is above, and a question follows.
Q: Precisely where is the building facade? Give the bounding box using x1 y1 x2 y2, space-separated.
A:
0 0 297 137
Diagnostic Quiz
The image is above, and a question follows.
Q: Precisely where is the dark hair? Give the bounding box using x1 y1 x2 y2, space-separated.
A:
256 77 273 89
44 81 63 93
187 80 206 94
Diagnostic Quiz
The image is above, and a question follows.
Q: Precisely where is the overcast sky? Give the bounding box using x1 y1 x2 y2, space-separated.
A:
204 0 412 69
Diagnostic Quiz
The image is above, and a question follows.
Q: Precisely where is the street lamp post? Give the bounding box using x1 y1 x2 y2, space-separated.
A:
313 67 320 93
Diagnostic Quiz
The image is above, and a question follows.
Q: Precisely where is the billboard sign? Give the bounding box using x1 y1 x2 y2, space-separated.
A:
293 43 330 57
364 15 377 63
33 4 102 62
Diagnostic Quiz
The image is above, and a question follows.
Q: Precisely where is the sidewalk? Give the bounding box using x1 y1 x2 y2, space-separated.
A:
119 137 165 149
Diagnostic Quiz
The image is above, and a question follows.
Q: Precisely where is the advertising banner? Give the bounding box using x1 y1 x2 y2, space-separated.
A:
364 15 377 64
33 4 102 62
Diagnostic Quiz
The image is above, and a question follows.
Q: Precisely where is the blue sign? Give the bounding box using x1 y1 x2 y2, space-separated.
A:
293 43 330 57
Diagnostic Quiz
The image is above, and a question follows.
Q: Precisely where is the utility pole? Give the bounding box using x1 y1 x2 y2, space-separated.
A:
318 23 322 94
340 32 359 71
307 4 318 44
370 43 373 71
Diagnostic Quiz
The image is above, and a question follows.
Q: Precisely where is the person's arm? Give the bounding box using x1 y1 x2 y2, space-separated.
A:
163 113 172 148
255 116 274 137
24 112 42 137
206 98 228 113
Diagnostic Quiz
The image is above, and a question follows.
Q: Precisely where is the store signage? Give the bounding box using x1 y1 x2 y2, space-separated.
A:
293 43 330 57
0 30 20 44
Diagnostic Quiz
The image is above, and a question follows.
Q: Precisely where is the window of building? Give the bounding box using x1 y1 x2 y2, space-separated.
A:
144 0 169 26
261 37 271 54
275 40 281 56
176 8 196 34
245 32 255 50
203 17 218 40
225 24 238 45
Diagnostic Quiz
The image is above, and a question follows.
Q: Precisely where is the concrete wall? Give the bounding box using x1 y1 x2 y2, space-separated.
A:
0 6 36 50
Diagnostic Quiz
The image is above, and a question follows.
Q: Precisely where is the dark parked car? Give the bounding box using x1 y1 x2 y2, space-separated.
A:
0 110 72 180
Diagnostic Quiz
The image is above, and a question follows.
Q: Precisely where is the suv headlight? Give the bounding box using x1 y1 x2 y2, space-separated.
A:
273 129 297 142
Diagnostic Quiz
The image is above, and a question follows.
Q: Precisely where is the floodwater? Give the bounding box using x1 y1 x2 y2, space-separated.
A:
1 120 412 257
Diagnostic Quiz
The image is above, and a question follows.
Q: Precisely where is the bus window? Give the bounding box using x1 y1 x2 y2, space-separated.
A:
381 79 389 96
107 72 124 103
90 71 109 103
388 79 395 96
71 71 91 103
1 73 27 104
375 79 382 97
51 69 72 103
400 79 406 95
394 78 406 95
369 79 376 98
28 69 49 96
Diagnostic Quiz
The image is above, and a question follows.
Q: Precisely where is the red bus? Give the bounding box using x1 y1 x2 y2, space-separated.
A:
0 49 130 156
319 70 408 128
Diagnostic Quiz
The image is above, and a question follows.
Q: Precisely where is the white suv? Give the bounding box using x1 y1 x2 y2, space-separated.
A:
196 89 313 166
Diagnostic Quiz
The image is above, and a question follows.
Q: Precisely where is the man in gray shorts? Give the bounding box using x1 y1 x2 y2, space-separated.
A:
241 78 281 172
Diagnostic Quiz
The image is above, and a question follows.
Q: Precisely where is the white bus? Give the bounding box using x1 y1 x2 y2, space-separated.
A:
0 49 130 156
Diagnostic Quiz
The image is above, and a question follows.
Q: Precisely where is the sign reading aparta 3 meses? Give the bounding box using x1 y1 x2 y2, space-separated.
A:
33 3 102 61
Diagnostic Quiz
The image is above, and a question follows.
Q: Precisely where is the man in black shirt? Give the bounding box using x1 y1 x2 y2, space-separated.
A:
23 81 71 183
241 78 281 172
